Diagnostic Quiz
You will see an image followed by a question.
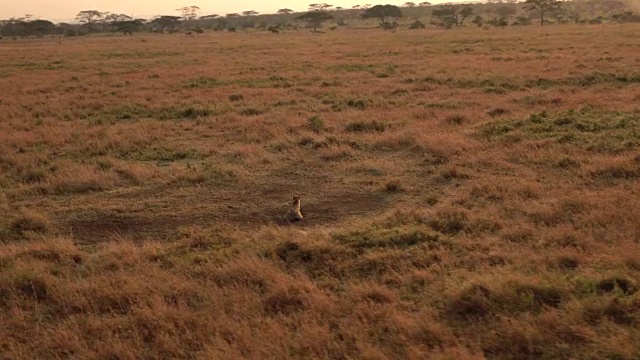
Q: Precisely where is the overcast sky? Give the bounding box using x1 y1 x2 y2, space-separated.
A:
0 0 420 22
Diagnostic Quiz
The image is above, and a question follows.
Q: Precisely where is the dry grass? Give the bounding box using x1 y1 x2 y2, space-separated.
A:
1 25 639 359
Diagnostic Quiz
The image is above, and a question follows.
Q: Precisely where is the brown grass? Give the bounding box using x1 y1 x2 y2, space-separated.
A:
1 25 640 359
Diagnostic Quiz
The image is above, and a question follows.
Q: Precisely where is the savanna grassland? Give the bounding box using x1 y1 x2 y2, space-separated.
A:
1 24 639 359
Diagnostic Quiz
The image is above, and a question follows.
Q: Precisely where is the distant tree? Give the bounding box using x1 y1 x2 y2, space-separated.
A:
55 22 78 36
489 17 509 27
278 8 294 15
362 4 403 28
76 10 105 24
30 20 56 36
176 6 200 21
105 13 133 23
112 20 144 35
267 24 279 33
472 15 484 27
496 6 517 18
512 15 532 25
296 11 334 32
458 6 474 25
430 4 475 27
226 13 240 18
431 5 458 28
241 10 258 29
150 15 182 33
2 19 56 37
493 6 517 24
419 1 431 6
199 14 219 20
76 10 106 31
404 2 416 6
525 0 561 26
409 19 426 28
309 3 333 12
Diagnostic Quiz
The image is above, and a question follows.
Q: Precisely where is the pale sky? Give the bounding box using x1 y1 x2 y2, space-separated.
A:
0 0 413 22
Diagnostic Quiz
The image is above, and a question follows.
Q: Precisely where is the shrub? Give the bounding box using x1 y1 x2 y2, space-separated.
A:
346 99 367 110
409 20 426 29
596 277 637 295
238 108 264 116
447 284 494 319
10 209 51 235
345 121 387 133
11 273 50 300
184 76 220 88
384 181 404 193
429 209 468 234
263 287 307 315
487 108 509 118
444 115 467 125
307 115 325 133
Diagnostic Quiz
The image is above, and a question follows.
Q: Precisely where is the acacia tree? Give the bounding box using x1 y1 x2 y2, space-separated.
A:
492 5 517 25
241 10 258 29
176 6 201 21
28 19 56 36
103 13 143 35
296 12 334 32
525 0 561 25
277 8 294 15
296 10 334 32
0 18 57 37
431 6 457 28
458 6 474 25
112 19 144 35
472 15 484 27
105 13 132 23
76 10 106 32
309 3 333 12
295 3 334 32
362 4 403 28
150 15 182 32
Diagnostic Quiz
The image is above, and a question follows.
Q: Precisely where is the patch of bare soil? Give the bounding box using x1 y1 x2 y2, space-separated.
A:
61 178 391 243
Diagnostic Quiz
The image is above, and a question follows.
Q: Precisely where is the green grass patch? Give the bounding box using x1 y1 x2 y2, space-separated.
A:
334 226 441 250
345 120 388 133
99 50 184 60
419 72 639 91
478 108 640 153
184 76 221 88
134 148 200 162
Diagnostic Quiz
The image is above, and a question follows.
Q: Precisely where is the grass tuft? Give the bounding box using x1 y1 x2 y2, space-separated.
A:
345 120 387 133
10 209 51 235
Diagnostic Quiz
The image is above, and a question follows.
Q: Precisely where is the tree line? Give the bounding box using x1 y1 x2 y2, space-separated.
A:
1 0 638 38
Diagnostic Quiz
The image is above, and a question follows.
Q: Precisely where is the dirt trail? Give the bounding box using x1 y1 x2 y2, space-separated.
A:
61 173 391 243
